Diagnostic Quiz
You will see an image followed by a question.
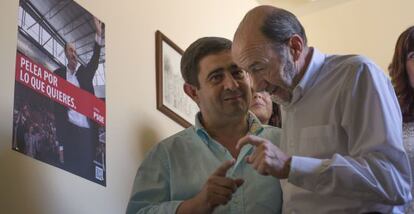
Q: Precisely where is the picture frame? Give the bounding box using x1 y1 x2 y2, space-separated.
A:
155 30 199 128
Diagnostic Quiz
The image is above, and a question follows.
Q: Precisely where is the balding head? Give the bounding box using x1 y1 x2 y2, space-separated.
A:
233 6 307 54
64 42 78 71
232 6 309 106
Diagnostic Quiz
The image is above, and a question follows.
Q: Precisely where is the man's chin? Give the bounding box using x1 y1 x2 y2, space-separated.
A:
223 106 248 116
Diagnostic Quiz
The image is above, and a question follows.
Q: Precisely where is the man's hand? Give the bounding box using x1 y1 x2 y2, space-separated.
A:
236 135 291 179
93 16 102 37
177 159 244 214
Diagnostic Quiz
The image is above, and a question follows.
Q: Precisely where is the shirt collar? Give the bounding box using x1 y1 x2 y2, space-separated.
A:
194 112 264 145
66 63 80 76
289 48 325 105
297 48 325 94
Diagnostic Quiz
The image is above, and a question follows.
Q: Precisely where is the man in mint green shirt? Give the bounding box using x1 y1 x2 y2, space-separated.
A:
126 37 282 214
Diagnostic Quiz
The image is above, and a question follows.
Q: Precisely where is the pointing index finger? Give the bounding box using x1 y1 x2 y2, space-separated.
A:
213 159 235 177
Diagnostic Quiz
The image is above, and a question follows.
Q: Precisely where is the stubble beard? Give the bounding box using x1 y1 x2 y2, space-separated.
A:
271 54 296 107
222 89 248 116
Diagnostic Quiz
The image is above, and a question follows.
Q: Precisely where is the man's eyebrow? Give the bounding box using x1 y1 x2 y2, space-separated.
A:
206 68 224 79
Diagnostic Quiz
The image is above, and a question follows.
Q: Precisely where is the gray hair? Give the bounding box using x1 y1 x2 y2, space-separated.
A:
261 9 307 46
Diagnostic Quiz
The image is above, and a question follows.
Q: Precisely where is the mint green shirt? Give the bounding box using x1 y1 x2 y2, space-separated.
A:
126 112 282 214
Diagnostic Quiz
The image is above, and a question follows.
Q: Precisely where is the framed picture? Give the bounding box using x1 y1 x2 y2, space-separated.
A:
155 30 199 128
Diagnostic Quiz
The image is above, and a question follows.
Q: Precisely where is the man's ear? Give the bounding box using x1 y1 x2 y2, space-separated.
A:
183 83 199 103
288 34 304 62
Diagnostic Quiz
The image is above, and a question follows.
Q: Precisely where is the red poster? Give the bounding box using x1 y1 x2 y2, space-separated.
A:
12 0 106 186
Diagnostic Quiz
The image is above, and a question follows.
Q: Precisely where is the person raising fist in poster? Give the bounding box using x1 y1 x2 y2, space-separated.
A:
53 16 104 180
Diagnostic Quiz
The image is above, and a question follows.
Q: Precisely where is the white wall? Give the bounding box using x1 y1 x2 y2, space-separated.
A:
298 0 414 72
2 0 411 213
0 0 257 213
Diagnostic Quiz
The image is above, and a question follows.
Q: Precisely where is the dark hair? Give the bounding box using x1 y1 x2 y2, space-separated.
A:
389 26 414 122
181 37 232 88
268 102 282 128
261 8 307 46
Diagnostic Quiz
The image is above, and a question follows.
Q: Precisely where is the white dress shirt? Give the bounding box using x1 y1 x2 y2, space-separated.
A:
281 48 412 213
66 65 90 128
65 34 102 129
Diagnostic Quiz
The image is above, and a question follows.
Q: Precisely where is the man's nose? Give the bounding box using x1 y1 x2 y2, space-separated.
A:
223 75 239 90
249 73 265 92
251 78 268 92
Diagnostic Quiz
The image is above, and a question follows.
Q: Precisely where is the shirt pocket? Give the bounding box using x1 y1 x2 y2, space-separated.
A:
298 124 339 158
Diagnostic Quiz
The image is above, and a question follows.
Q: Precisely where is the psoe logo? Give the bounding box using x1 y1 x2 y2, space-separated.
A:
93 111 104 124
